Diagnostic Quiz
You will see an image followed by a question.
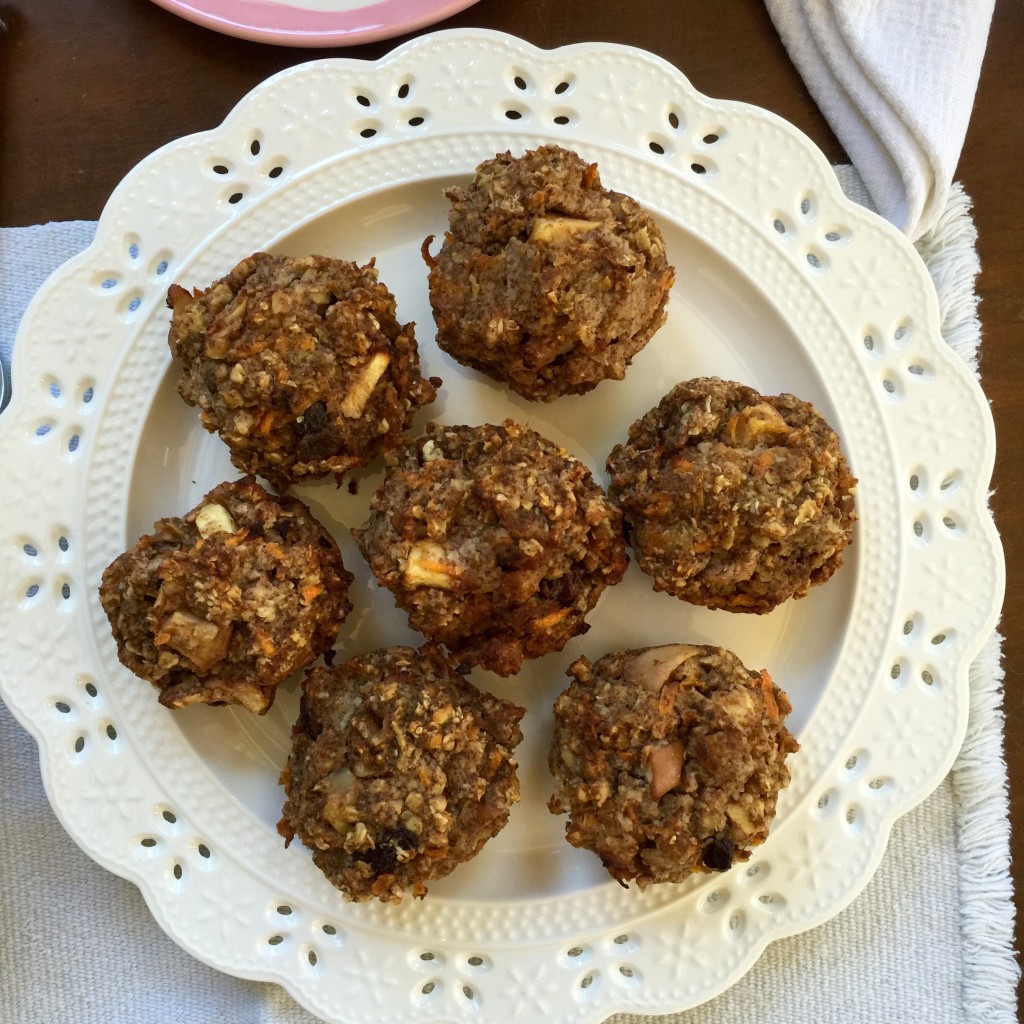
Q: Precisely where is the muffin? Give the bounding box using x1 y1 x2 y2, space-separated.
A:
278 644 525 903
606 377 857 613
167 252 439 489
353 420 629 676
423 145 674 400
548 643 799 887
99 476 352 713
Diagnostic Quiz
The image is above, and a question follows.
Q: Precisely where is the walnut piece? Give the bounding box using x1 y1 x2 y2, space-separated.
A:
622 644 703 692
157 610 233 673
726 402 792 446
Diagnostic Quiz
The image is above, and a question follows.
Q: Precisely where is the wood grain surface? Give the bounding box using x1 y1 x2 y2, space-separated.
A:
3 0 1021 980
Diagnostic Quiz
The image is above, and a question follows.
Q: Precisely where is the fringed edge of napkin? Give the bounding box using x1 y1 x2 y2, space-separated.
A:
915 184 983 375
914 185 1018 1020
955 631 1018 1021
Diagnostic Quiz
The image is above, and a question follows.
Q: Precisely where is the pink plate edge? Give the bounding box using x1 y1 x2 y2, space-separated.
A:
150 0 482 46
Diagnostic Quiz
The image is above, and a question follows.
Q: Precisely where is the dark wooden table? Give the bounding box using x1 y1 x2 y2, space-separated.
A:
3 0 1021 993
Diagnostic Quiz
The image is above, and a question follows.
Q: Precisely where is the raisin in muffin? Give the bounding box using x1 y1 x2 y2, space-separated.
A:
424 146 674 400
606 377 857 613
353 420 629 676
548 644 799 887
99 476 352 713
167 252 439 489
278 644 524 903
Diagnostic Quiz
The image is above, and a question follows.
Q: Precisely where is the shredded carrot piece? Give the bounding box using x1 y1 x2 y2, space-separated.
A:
417 557 455 575
657 692 675 715
264 542 285 560
300 584 323 604
256 633 277 658
758 669 780 719
533 608 570 630
226 341 265 361
420 235 437 268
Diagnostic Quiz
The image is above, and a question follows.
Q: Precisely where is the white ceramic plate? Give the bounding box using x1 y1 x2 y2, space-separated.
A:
151 0 481 46
0 29 1002 1024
